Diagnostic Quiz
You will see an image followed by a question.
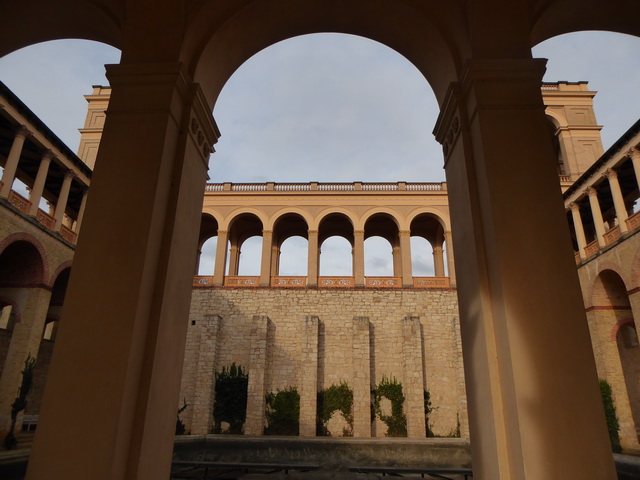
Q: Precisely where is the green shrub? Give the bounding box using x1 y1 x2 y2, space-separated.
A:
4 354 36 449
316 382 353 436
213 363 248 434
372 375 407 437
264 387 300 435
175 399 189 435
424 389 435 437
600 379 622 453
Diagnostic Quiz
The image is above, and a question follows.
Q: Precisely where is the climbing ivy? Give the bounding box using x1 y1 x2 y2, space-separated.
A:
600 379 622 453
213 363 248 434
372 375 407 437
264 386 300 435
316 382 353 436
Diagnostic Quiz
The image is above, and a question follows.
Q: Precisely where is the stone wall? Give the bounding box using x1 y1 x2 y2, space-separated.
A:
181 287 468 439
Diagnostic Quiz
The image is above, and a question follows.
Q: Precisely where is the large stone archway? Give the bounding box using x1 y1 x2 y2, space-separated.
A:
2 2 639 480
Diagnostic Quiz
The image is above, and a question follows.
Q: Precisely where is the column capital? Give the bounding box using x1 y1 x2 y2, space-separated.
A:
41 149 56 161
398 230 411 237
603 168 618 180
627 147 640 160
307 229 318 235
353 230 364 236
262 229 273 236
63 170 76 181
568 202 581 212
217 229 228 236
585 186 598 197
15 125 32 138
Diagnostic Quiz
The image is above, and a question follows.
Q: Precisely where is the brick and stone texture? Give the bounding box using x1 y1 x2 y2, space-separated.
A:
180 287 468 438
577 231 640 450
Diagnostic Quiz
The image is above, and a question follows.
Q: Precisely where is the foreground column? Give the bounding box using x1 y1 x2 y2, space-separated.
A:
435 58 615 479
27 63 220 480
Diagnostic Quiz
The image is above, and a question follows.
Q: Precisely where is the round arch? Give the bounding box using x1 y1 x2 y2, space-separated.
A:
187 0 459 108
221 209 269 232
267 208 313 232
0 234 49 286
407 209 450 233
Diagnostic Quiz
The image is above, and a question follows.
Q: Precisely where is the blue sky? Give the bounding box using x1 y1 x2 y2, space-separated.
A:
0 31 639 275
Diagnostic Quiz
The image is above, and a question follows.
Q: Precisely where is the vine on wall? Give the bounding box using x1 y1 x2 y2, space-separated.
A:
213 363 248 434
316 382 354 436
264 386 300 435
372 375 407 437
600 379 622 452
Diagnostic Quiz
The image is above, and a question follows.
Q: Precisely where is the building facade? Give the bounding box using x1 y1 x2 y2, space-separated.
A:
3 77 640 455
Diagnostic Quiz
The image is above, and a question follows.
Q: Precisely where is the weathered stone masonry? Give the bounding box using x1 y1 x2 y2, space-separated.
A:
181 287 468 438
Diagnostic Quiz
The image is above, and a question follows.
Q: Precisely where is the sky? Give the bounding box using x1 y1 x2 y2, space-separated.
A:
0 31 639 276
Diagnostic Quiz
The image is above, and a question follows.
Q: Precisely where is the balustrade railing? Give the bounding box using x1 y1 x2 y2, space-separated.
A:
204 182 445 192
604 225 621 245
8 190 31 214
574 251 581 265
271 276 307 287
193 275 215 287
626 211 640 232
584 239 600 258
318 276 355 287
36 209 56 230
192 275 452 289
365 276 402 288
224 276 260 287
60 225 77 244
413 277 451 288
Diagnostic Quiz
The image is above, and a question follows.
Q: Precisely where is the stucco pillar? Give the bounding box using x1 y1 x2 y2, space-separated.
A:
228 244 240 276
53 171 74 232
245 315 270 435
0 126 30 198
299 316 319 436
352 316 371 437
213 230 228 286
271 244 280 277
605 169 629 233
402 316 426 438
307 230 319 286
587 187 606 247
435 58 615 479
28 150 54 216
74 187 89 235
26 62 220 480
398 231 412 287
260 230 273 286
353 230 365 286
628 148 640 192
392 245 402 277
0 287 51 436
444 231 456 287
570 203 588 259
433 245 445 277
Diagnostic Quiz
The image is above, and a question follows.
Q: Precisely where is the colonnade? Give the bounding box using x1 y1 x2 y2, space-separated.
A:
566 142 640 261
194 185 455 288
0 86 91 244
